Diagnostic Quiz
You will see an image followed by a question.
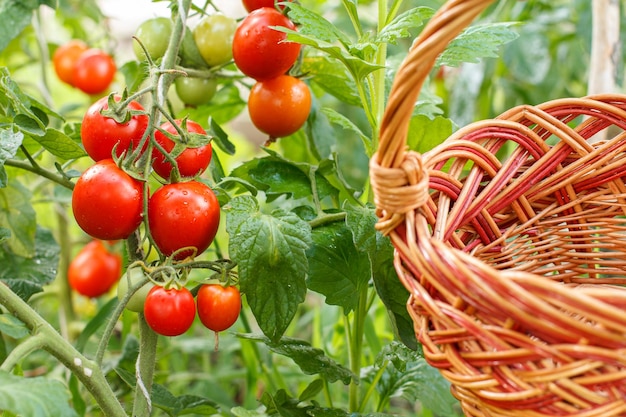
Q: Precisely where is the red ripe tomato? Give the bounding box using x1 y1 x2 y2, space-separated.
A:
73 49 117 95
197 284 241 332
232 7 301 81
53 40 89 86
248 75 311 137
72 159 144 240
144 286 196 336
81 95 149 162
68 240 122 298
148 181 220 260
242 0 292 12
152 119 212 180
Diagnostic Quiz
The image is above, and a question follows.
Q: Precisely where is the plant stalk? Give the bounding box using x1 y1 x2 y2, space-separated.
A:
0 283 126 417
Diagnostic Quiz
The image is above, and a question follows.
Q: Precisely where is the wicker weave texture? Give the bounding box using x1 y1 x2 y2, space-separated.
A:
370 0 626 415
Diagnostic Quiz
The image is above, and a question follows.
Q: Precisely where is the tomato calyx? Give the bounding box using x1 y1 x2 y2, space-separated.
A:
99 92 146 125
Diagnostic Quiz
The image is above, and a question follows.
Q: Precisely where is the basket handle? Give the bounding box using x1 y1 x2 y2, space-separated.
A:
371 0 496 233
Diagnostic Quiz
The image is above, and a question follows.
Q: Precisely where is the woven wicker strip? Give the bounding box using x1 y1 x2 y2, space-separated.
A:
370 0 626 415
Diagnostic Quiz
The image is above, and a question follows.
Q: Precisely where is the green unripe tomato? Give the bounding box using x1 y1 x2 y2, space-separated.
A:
175 77 218 106
193 13 237 67
133 17 172 61
117 268 154 312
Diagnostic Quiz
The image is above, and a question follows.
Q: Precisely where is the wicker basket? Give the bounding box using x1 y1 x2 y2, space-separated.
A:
370 1 626 416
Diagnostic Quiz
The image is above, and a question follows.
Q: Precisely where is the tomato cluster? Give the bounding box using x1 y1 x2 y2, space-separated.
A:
53 40 116 95
143 284 241 337
233 6 311 138
133 14 235 108
75 108 220 251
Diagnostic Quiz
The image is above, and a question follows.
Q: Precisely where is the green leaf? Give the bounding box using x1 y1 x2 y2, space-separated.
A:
365 342 460 416
32 128 86 160
260 389 311 417
344 203 417 350
119 60 149 93
181 84 246 125
14 114 44 136
413 84 445 119
0 129 23 188
306 221 370 313
0 228 9 243
0 180 36 257
503 23 550 84
299 379 324 402
74 297 118 353
68 374 86 417
0 313 29 339
231 151 338 203
285 3 351 46
175 395 219 415
225 196 311 342
237 334 354 384
438 22 519 68
0 2 36 53
0 370 78 417
302 57 361 106
208 117 235 156
248 159 314 199
377 7 434 44
305 97 334 160
280 29 384 82
152 384 219 415
179 26 210 69
322 107 369 148
407 115 454 154
231 406 268 417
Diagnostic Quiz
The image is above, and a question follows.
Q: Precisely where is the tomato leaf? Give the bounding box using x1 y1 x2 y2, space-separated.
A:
322 107 371 155
32 128 86 160
225 196 311 343
260 389 312 417
0 226 58 301
284 3 351 47
0 1 37 53
0 68 62 130
377 7 434 44
299 379 324 402
237 334 354 384
0 313 29 339
208 117 235 156
305 96 334 160
0 180 36 258
179 27 210 70
364 342 461 416
407 114 454 154
0 128 23 188
344 203 417 350
230 151 338 203
437 22 519 68
119 60 149 93
278 28 384 82
306 221 370 314
181 84 246 125
0 370 77 417
302 56 360 106
231 407 267 417
1 224 54 294
14 114 45 136
74 297 117 353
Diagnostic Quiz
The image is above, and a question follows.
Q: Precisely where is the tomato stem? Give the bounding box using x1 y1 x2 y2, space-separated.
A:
0 283 127 417
132 314 159 417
